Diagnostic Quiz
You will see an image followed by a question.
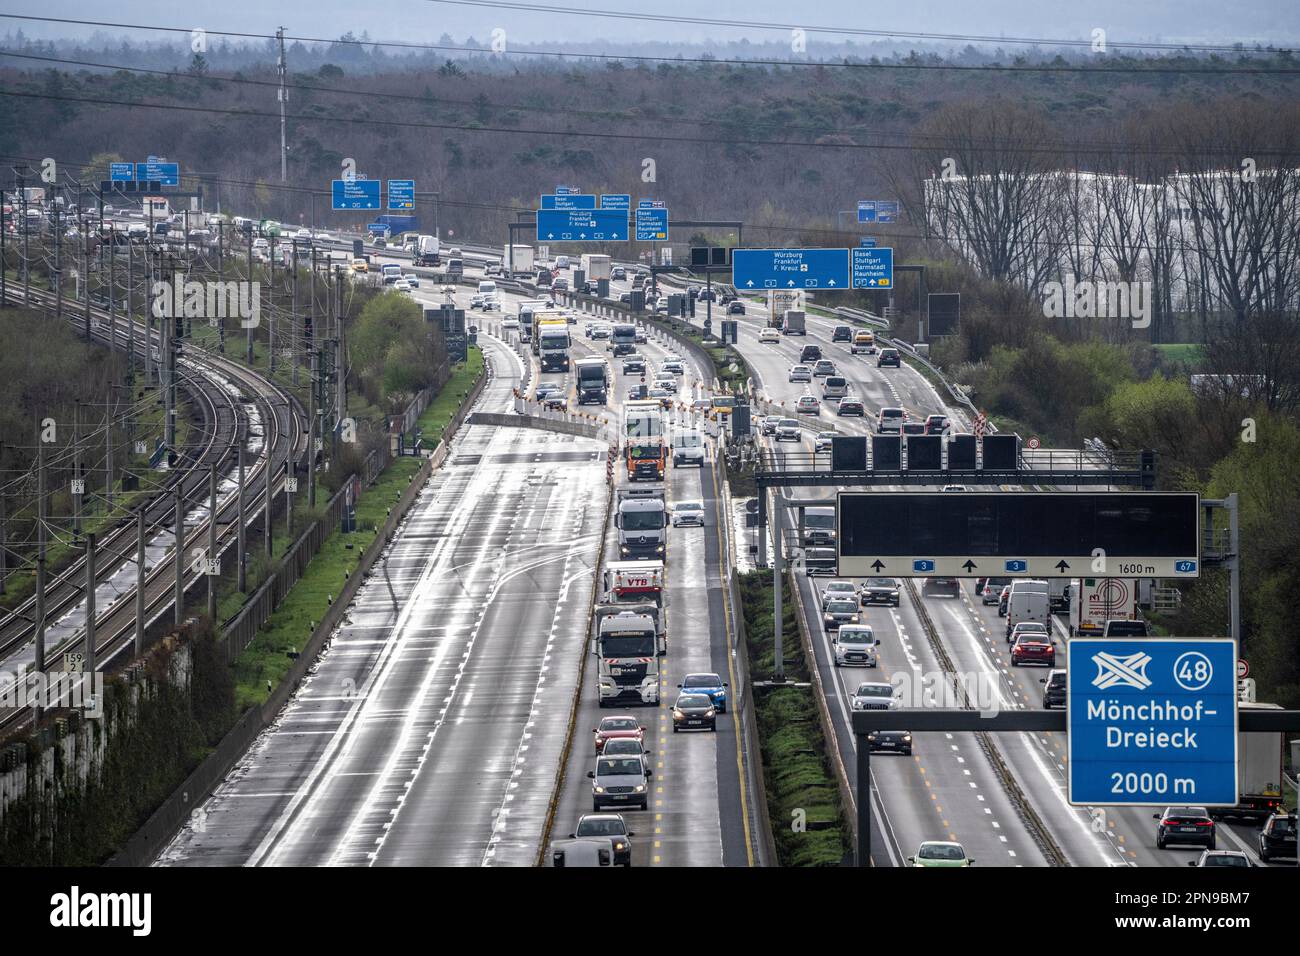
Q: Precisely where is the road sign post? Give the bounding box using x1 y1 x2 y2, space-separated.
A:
1068 638 1238 806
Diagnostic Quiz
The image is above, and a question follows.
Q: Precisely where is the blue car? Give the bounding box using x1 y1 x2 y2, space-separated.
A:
678 673 728 713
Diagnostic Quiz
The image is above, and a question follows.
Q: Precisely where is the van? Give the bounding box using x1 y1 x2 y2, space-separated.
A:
801 506 836 547
556 255 570 270
1006 580 1050 637
477 280 498 297
804 547 838 576
822 376 849 401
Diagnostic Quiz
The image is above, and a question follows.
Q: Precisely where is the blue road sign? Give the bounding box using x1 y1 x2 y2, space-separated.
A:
541 193 597 210
857 201 876 224
877 201 900 223
137 162 178 186
851 246 894 289
367 223 390 234
110 163 134 182
859 236 877 248
536 208 627 242
387 179 415 210
1004 559 1027 572
601 194 631 210
635 207 668 241
1068 638 1238 806
912 559 935 573
732 248 850 290
332 179 381 211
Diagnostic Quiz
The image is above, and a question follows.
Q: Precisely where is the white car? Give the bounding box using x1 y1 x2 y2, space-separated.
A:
392 278 412 292
774 419 801 442
759 328 781 344
851 681 901 711
295 227 312 240
671 501 705 527
789 365 812 383
660 360 685 376
404 274 420 288
796 395 820 415
502 316 520 330
819 580 858 607
833 626 881 667
470 294 486 309
482 296 501 312
814 431 837 452
654 375 678 394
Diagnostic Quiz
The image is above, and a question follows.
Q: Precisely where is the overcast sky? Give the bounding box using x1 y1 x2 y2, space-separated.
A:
5 0 1297 49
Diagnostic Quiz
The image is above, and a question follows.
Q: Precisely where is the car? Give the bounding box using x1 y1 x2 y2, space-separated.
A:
392 278 412 292
832 625 880 667
553 277 570 292
812 359 836 377
590 324 612 339
1007 621 1049 645
588 755 651 811
877 407 905 434
814 431 838 453
924 577 960 597
503 316 520 331
866 730 912 755
536 270 553 287
672 693 717 733
570 814 635 866
350 258 369 273
997 585 1012 616
600 737 651 773
925 414 950 434
831 325 852 342
851 681 900 712
788 364 812 383
1154 807 1216 850
727 300 745 314
1189 850 1251 867
671 501 705 527
760 415 782 436
294 227 312 240
633 328 647 343
660 360 685 376
901 421 926 436
851 330 876 354
837 399 865 417
404 274 420 288
611 266 626 280
654 375 678 394
678 673 728 712
775 419 801 442
822 598 861 631
978 577 1012 605
1011 633 1056 667
796 395 820 415
860 577 901 607
542 394 568 411
484 262 502 277
1257 812 1296 862
908 842 972 867
593 715 645 754
799 345 822 364
619 292 633 305
648 387 674 408
1040 669 1067 708
622 355 646 374
626 384 650 401
877 348 901 368
820 580 858 607
470 294 486 310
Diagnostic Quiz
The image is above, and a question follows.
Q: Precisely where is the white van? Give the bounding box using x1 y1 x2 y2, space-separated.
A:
556 255 571 270
1006 580 1050 638
671 430 706 467
477 280 498 298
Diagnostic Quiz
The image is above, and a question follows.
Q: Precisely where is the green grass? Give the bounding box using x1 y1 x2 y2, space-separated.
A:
1153 343 1205 368
738 569 849 866
230 348 483 708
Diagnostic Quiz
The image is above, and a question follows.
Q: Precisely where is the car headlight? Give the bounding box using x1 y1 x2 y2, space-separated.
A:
594 786 605 793
705 708 715 717
614 841 626 851
850 615 859 623
656 545 664 553
902 734 912 742
634 784 646 793
673 709 685 719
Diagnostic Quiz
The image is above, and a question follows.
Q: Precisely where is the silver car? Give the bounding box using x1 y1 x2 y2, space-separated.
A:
789 364 812 383
775 419 801 442
833 625 881 667
851 681 901 711
600 737 651 773
587 755 651 811
672 501 705 527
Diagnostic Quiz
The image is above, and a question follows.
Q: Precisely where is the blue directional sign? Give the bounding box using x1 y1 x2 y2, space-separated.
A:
877 201 900 223
851 246 894 289
912 559 935 573
635 207 668 241
601 194 631 211
110 163 134 182
541 193 597 210
137 162 179 186
859 237 877 248
387 179 415 210
536 208 627 242
857 201 876 224
732 248 851 290
1068 638 1238 806
332 179 381 211
367 222 390 234
1004 559 1027 572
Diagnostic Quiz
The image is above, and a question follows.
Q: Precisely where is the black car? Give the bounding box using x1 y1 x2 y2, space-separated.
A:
877 348 901 368
800 345 822 364
1040 669 1067 708
924 577 960 598
1258 813 1296 862
620 292 633 305
832 325 852 342
622 356 646 374
860 578 900 607
672 693 717 732
570 814 635 867
727 300 745 314
1154 807 1216 850
866 730 912 755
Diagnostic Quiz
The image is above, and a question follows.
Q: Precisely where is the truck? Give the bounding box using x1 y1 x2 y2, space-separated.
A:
575 356 610 405
1213 701 1285 821
414 235 441 267
597 561 667 650
517 299 553 344
609 323 638 356
537 319 571 373
530 308 568 354
446 256 464 279
594 611 662 707
624 400 667 482
1005 579 1049 638
581 253 612 282
616 489 667 561
781 309 806 335
1048 579 1071 613
503 244 535 277
768 289 804 328
1070 578 1138 637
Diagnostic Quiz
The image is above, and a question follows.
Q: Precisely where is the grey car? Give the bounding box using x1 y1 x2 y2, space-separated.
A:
775 418 801 442
588 755 651 811
822 598 861 631
600 737 650 773
788 364 812 383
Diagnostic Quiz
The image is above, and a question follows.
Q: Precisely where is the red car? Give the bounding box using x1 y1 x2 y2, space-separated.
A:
1011 634 1056 667
594 715 645 754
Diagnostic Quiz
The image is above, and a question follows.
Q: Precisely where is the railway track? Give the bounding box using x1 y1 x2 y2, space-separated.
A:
0 284 308 731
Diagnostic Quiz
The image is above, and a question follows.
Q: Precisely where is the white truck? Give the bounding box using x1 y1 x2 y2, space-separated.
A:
581 253 612 282
616 489 667 561
414 234 441 267
594 611 661 707
503 244 535 277
1070 578 1138 637
1005 579 1049 638
1214 701 1285 821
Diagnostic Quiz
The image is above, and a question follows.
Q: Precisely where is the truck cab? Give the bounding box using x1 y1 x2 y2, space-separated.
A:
575 357 610 405
616 489 667 561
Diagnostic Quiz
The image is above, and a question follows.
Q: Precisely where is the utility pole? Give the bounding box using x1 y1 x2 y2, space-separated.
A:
277 26 288 182
308 346 318 508
126 237 135 381
246 229 255 364
72 403 82 539
292 240 301 386
34 440 47 716
84 533 97 675
270 236 277 373
174 486 185 626
104 391 114 510
83 191 92 339
134 510 146 655
53 194 62 321
237 430 247 592
19 169 30 304
208 465 218 621
264 456 274 559
334 267 345 463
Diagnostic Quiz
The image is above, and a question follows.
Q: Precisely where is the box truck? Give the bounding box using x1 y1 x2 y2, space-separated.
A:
414 234 441 267
1212 701 1285 821
581 253 612 282
1070 578 1138 637
503 244 535 277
